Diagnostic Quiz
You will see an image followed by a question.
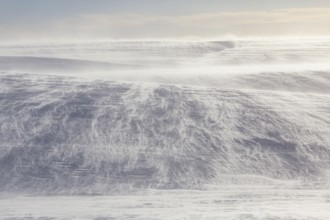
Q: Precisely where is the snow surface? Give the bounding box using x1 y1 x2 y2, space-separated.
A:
0 39 330 219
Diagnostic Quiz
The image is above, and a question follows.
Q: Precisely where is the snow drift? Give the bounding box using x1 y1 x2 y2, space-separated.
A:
0 39 330 194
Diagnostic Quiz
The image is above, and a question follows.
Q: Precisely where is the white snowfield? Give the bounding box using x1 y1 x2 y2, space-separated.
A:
0 39 330 219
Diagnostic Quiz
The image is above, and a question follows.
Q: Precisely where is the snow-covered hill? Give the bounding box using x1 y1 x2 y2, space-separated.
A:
0 39 330 219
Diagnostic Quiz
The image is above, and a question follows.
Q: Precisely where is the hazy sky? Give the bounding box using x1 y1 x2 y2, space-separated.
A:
1 0 330 41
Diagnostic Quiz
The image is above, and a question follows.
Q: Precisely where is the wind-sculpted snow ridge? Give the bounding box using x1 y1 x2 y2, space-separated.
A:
1 73 330 195
0 40 237 67
0 56 140 74
1 39 330 67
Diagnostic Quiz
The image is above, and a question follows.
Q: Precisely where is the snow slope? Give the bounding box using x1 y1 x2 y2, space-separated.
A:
0 39 330 219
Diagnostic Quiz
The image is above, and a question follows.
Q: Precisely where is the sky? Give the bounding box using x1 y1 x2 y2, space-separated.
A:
1 0 330 41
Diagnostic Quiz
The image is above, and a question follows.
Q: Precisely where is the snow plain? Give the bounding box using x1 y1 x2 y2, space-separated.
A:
0 39 330 219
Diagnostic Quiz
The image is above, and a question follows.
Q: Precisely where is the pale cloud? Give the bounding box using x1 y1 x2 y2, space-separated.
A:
2 7 330 41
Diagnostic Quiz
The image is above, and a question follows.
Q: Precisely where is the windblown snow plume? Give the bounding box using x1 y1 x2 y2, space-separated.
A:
0 39 330 219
